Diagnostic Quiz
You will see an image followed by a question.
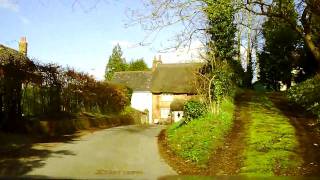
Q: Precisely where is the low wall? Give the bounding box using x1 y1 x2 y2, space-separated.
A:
28 113 136 137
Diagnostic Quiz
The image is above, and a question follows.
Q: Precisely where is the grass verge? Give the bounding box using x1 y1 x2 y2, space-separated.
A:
166 98 235 166
240 94 302 176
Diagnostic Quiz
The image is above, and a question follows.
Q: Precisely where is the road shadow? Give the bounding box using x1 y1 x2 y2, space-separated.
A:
0 132 80 176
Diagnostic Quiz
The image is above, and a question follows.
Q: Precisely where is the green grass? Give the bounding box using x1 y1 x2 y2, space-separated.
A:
166 99 235 165
240 94 302 176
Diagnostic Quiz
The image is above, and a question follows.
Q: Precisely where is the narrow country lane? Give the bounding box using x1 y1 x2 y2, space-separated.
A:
24 125 176 179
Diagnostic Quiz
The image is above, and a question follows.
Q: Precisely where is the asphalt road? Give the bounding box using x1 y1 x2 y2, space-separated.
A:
26 125 176 179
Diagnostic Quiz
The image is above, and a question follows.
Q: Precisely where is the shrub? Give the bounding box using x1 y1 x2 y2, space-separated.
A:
287 75 320 118
197 60 239 114
94 82 130 114
167 99 235 164
183 100 206 121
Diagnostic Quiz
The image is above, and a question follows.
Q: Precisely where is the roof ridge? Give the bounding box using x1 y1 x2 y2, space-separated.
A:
158 62 203 65
0 44 18 52
114 71 151 73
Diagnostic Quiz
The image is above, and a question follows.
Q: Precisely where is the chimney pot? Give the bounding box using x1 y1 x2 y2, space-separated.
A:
19 36 28 56
152 55 162 72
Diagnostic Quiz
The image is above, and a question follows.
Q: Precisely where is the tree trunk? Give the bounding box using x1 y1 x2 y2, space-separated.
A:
304 33 320 72
246 3 253 87
237 31 241 62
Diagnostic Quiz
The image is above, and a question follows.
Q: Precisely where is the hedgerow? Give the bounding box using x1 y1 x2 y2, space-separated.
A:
287 75 320 119
0 47 131 132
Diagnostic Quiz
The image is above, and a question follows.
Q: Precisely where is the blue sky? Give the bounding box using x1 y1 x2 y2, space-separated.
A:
0 0 200 80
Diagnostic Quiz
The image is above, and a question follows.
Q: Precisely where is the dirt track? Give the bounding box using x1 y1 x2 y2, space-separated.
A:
159 92 320 176
268 93 320 175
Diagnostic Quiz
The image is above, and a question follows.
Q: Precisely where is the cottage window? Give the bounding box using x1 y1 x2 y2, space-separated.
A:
160 94 173 102
160 108 170 119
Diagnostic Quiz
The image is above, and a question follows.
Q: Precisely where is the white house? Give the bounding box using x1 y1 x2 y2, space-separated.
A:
111 59 201 124
111 71 153 124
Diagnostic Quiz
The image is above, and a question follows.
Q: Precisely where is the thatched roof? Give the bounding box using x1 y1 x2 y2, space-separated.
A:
111 63 202 94
111 71 152 91
0 44 30 66
0 44 37 81
151 63 202 94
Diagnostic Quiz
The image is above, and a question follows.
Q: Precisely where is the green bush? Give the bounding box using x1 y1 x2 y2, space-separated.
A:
167 99 235 164
287 75 320 118
183 100 206 121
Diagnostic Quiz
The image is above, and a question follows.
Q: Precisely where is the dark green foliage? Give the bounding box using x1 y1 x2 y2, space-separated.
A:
227 59 245 87
287 75 320 118
105 44 127 80
0 46 36 132
200 60 240 104
183 100 206 121
127 58 149 71
258 0 301 90
198 0 241 112
105 45 149 81
294 47 319 83
210 62 235 102
204 0 237 60
252 81 268 92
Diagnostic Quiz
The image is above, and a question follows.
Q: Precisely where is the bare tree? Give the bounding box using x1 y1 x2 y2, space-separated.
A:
126 0 208 51
243 0 320 67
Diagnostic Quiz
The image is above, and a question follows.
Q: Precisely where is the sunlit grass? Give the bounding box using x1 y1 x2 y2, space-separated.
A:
166 99 235 165
240 95 302 176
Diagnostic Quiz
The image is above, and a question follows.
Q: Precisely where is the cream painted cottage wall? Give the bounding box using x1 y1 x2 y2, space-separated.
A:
131 91 153 124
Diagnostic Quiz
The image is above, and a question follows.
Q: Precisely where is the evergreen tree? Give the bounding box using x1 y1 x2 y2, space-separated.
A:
204 0 237 60
127 58 149 71
105 44 127 80
258 0 300 90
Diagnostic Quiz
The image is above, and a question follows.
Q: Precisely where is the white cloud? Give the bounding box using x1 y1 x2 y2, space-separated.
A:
0 0 19 12
158 40 204 63
111 40 136 49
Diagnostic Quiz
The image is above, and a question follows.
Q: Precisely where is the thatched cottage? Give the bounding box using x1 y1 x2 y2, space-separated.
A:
111 57 201 124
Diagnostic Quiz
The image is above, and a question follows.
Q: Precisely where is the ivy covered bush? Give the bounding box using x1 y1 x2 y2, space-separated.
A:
183 100 206 121
287 75 320 118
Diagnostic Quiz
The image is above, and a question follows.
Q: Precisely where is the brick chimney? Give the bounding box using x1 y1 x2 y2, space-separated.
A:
152 55 162 72
19 37 28 56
